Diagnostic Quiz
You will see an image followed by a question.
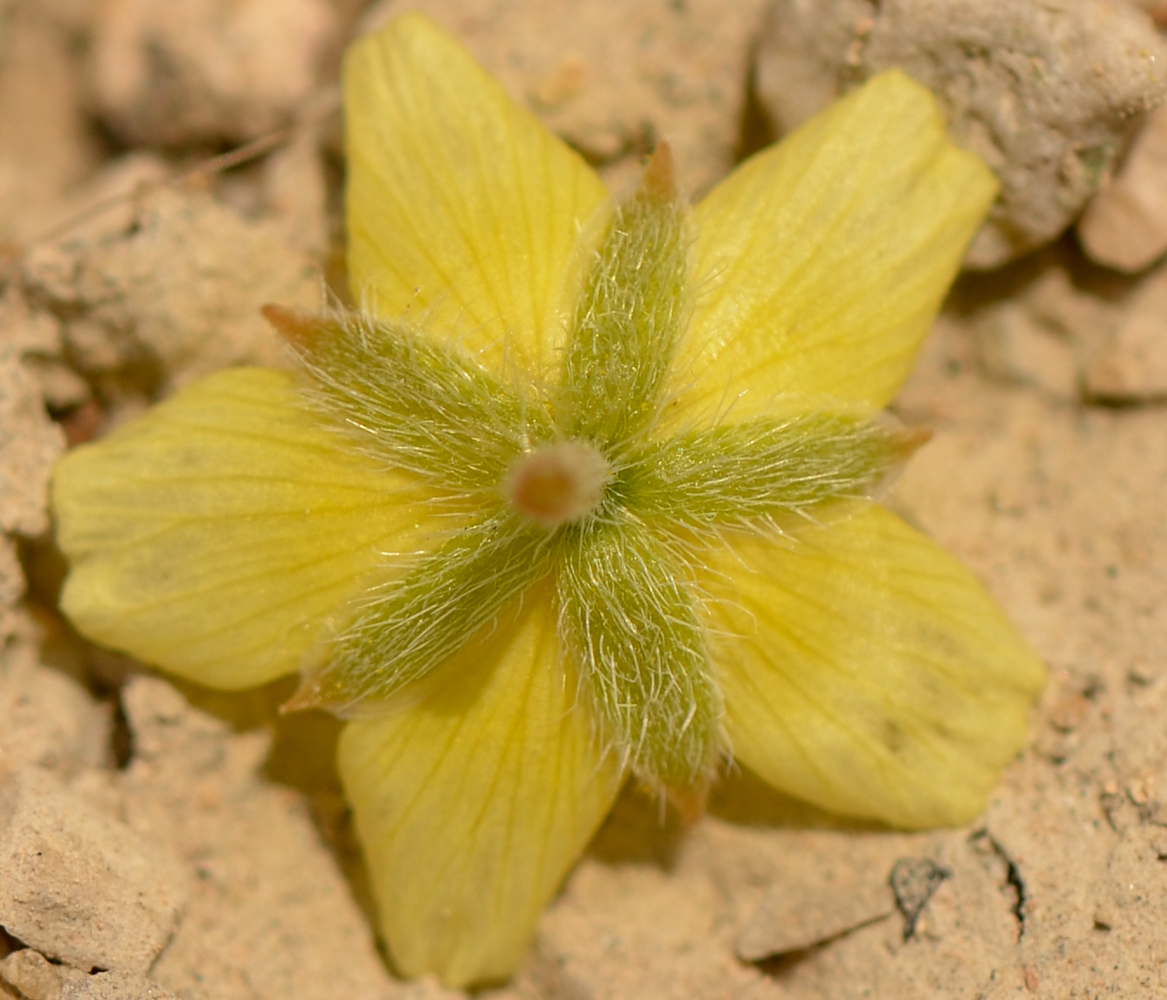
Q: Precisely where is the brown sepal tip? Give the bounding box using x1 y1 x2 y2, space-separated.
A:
640 140 678 203
666 777 712 826
897 426 934 456
279 677 326 715
261 303 327 349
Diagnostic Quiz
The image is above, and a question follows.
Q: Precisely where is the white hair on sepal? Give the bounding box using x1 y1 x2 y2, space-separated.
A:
560 146 694 453
555 508 728 797
267 300 556 503
285 506 556 717
611 401 925 549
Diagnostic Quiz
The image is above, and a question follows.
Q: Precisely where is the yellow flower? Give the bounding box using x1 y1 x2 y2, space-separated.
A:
52 13 1046 989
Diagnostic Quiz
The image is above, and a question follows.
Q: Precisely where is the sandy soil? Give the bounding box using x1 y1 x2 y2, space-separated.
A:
2 1 1167 998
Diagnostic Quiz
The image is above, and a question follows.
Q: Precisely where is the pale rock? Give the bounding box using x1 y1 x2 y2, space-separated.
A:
89 0 338 146
119 676 272 791
59 971 178 1000
756 0 1167 267
0 289 60 357
21 186 321 392
0 537 22 642
0 289 88 413
0 948 89 1000
0 638 111 775
528 799 777 1000
1079 103 1167 272
0 346 66 536
30 152 172 249
118 678 399 1000
20 357 89 415
0 5 102 241
1083 262 1167 401
1019 261 1121 354
0 949 59 1000
0 767 188 974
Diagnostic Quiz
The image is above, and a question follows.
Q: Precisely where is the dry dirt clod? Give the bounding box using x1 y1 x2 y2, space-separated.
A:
0 4 103 242
0 345 66 537
2 948 69 1000
0 767 189 975
21 184 322 395
88 0 339 147
58 970 178 1000
0 948 93 1000
1079 103 1167 274
0 637 111 775
1082 261 1167 403
118 677 399 1000
0 539 23 643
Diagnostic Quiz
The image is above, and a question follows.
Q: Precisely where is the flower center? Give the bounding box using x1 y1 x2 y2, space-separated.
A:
504 440 612 529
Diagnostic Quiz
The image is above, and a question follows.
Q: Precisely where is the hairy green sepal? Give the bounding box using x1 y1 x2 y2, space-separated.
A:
298 510 552 713
619 415 916 529
561 179 688 449
290 311 552 493
557 516 722 787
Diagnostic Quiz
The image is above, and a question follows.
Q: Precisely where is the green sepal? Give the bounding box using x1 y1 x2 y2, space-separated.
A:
618 413 921 529
561 160 690 449
556 514 723 790
295 509 554 714
283 308 555 494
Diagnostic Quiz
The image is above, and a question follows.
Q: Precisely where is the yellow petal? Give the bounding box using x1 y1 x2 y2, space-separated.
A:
338 583 621 988
53 368 437 689
703 504 1045 828
674 71 996 422
344 13 609 375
